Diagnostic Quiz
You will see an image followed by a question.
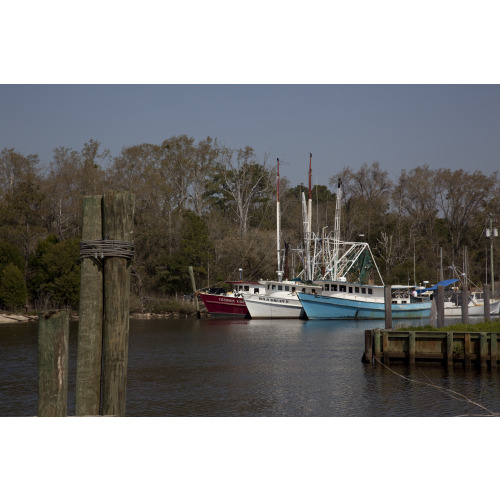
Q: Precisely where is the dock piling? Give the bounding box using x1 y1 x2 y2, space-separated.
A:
446 331 454 370
101 191 135 417
362 330 372 363
76 195 104 416
384 286 392 330
38 310 69 417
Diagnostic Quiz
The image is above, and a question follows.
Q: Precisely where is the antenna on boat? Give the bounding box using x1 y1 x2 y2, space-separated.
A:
305 153 313 280
276 158 283 282
333 178 342 281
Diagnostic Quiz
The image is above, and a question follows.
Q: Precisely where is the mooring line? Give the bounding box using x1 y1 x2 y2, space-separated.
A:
373 357 499 416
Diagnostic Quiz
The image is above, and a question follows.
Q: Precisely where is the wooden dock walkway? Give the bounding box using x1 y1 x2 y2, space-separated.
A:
362 329 499 372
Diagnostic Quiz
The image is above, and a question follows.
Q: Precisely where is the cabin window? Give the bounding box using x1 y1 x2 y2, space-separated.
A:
302 288 306 293
368 288 373 295
333 285 337 292
340 285 346 292
349 287 353 293
292 287 296 292
325 284 330 291
272 285 276 290
278 285 283 291
244 286 249 291
285 286 290 291
362 288 366 294
312 289 316 294
253 288 260 294
355 287 359 293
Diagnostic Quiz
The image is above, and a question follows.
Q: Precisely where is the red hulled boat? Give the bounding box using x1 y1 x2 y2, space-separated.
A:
198 281 266 317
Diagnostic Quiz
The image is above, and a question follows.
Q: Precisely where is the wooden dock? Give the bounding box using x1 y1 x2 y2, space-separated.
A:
362 329 499 372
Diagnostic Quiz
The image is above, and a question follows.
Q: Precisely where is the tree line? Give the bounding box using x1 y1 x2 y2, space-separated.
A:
0 136 499 312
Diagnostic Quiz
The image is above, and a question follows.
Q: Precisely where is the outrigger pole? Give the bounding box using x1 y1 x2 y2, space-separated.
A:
276 158 283 282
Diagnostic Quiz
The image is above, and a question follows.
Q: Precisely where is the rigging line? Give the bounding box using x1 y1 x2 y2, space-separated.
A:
373 357 499 416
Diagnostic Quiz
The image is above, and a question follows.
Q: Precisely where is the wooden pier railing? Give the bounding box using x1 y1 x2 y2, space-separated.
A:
363 329 498 372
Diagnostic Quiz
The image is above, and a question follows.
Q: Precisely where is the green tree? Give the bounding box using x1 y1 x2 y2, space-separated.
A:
0 239 24 274
28 236 81 309
156 211 214 293
0 263 27 310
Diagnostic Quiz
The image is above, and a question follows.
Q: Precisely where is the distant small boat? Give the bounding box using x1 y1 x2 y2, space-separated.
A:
198 281 265 317
417 278 500 316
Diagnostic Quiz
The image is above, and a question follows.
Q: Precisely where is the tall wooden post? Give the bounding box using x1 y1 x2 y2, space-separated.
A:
38 310 69 417
76 196 104 416
484 284 491 321
189 265 201 319
461 284 469 325
384 285 392 330
102 192 135 416
436 285 445 328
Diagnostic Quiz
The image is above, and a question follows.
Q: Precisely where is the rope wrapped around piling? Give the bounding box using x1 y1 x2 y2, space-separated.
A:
79 239 135 261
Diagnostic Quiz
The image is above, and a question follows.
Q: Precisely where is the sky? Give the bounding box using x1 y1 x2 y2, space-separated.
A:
1 84 499 188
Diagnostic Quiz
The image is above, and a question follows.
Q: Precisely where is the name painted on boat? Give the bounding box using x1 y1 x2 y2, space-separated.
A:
259 297 290 303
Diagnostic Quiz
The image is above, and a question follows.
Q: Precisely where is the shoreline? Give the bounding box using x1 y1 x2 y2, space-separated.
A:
0 310 208 324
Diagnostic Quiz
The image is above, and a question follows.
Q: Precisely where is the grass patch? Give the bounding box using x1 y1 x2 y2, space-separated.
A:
397 319 500 332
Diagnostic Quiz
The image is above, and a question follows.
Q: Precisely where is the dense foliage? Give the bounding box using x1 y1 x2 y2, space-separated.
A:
0 137 499 312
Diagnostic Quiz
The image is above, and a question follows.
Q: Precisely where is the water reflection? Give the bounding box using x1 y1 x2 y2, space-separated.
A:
1 317 500 416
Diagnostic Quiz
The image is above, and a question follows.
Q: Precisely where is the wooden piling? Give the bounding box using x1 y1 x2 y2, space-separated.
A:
446 331 454 369
408 331 415 366
491 333 497 372
382 330 389 364
480 333 488 372
189 265 201 319
384 285 392 330
374 330 381 362
76 195 103 416
461 284 469 325
464 333 471 371
38 310 69 417
484 285 491 322
102 191 135 417
436 285 445 328
362 330 372 363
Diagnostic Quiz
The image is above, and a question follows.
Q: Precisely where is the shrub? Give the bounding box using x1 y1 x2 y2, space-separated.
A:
0 263 27 310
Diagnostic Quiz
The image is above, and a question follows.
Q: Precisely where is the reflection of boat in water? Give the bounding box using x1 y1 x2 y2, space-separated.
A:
198 281 265 317
417 278 500 316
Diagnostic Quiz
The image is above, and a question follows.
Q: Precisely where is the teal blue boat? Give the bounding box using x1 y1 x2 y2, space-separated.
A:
298 284 432 320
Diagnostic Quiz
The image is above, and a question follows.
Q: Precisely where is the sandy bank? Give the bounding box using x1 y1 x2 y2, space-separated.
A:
0 313 39 324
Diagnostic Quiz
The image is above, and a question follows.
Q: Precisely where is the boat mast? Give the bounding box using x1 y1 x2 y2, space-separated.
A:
276 158 283 282
306 153 313 280
333 179 342 281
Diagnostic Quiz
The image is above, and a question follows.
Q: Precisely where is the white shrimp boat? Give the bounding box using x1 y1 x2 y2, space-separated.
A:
244 156 317 319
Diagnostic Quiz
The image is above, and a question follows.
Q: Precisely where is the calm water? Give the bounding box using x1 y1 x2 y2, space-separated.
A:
1 317 500 417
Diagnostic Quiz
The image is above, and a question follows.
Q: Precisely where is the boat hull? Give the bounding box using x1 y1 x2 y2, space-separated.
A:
298 293 432 320
444 299 500 317
198 293 249 317
244 294 306 319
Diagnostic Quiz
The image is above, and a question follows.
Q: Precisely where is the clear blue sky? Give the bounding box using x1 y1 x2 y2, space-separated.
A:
1 84 499 187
